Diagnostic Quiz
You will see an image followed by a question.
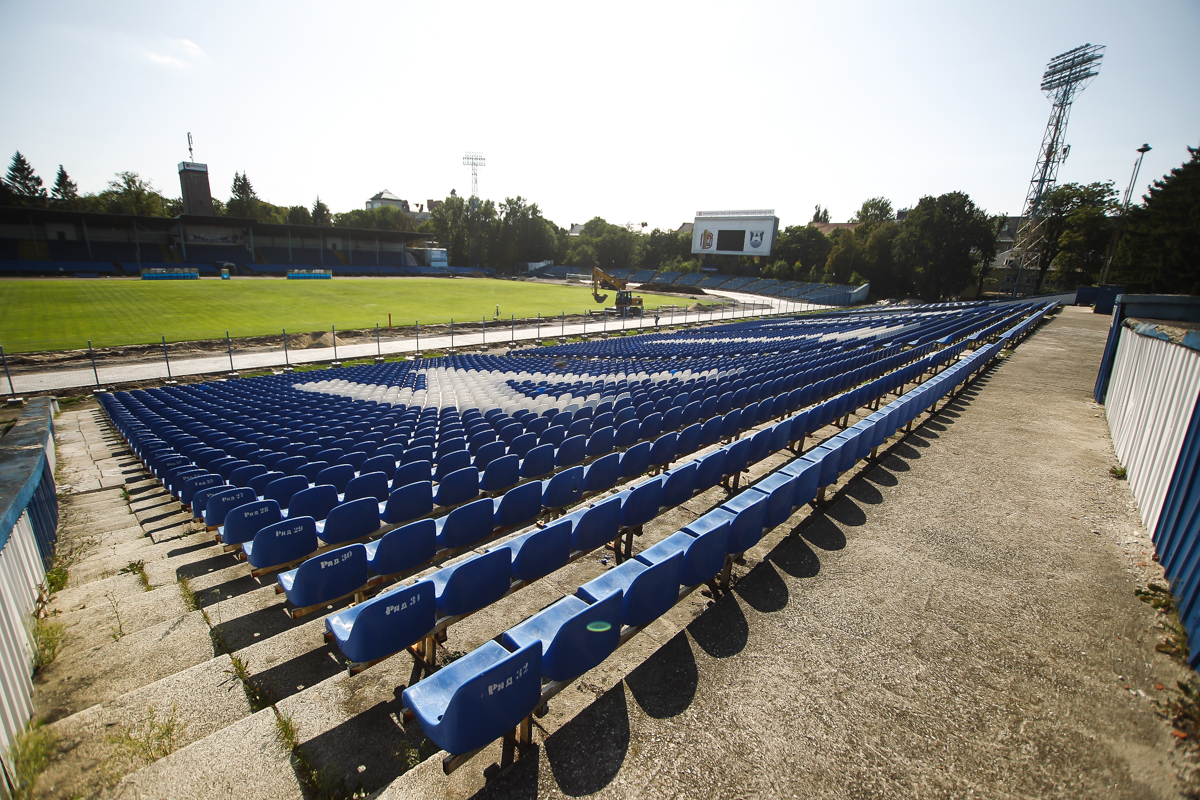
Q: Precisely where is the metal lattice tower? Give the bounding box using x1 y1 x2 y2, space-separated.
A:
462 152 485 198
1008 43 1104 296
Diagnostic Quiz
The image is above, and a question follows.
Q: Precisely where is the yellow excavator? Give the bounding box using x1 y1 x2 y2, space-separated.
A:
591 266 643 312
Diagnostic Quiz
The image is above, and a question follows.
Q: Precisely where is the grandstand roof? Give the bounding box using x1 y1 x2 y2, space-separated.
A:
0 205 430 244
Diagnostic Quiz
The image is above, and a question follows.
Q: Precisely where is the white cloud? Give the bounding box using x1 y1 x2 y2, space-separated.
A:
144 52 185 69
172 38 204 57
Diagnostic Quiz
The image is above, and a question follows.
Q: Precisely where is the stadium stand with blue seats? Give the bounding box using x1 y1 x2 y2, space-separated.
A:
97 298 1060 772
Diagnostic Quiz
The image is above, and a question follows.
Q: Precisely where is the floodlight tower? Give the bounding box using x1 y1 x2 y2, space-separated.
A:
1008 43 1104 297
463 152 486 198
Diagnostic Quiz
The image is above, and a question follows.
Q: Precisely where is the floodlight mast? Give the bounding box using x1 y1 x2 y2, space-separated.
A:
1008 43 1104 297
463 152 486 198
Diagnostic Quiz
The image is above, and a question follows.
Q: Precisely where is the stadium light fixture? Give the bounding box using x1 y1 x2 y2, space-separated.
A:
463 152 486 198
1100 143 1152 285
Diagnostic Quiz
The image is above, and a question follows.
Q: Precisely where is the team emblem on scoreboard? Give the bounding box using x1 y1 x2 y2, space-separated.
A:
748 230 764 249
700 230 713 249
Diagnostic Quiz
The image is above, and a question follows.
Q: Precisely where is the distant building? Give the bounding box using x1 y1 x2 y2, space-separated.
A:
178 162 214 216
676 222 694 236
810 221 860 236
567 223 585 237
366 190 409 212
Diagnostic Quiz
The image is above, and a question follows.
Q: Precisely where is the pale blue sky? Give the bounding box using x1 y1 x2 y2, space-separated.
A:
1 0 1196 231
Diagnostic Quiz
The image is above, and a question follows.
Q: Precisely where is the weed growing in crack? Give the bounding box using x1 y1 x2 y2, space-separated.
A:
120 559 151 591
102 705 179 781
32 619 65 671
7 720 58 800
226 653 275 711
105 590 125 640
274 711 366 799
1110 465 1128 479
177 574 200 612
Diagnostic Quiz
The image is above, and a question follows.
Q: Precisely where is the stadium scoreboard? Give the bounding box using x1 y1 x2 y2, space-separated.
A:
690 210 779 257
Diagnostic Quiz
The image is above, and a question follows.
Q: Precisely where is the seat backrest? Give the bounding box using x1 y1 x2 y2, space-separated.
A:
345 471 390 503
434 449 472 482
539 425 566 448
367 519 436 578
494 481 541 529
721 490 769 553
383 480 433 525
746 428 773 466
586 427 615 458
619 441 651 479
434 467 480 508
204 487 258 528
639 412 663 441
181 473 222 506
285 543 368 607
648 432 678 467
693 448 727 492
519 444 555 480
676 423 702 457
436 497 494 549
360 455 397 483
316 463 355 493
660 462 697 509
614 419 640 449
287 484 339 522
247 516 318 569
661 406 683 433
623 552 684 627
435 548 513 617
620 476 663 528
504 518 571 581
393 460 432 489
401 445 434 465
338 451 369 471
320 496 382 545
542 466 584 509
584 452 620 494
274 455 307 477
473 440 507 472
509 432 538 459
699 416 723 447
229 463 268 489
481 454 520 493
326 579 435 664
297 460 330 484
265 474 309 510
555 435 586 468
223 501 283 544
723 438 751 476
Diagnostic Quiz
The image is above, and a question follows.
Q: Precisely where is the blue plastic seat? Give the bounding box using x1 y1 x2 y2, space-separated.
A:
493 481 541 529
297 460 330 484
539 425 566 449
480 454 520 494
619 441 651 479
681 401 703 428
660 462 697 508
698 416 723 447
719 490 770 553
434 497 495 549
264 474 308 511
676 423 702 457
204 489 258 532
577 552 684 627
434 467 480 508
661 406 683 433
393 460 431 489
436 438 467 462
526 416 550 435
614 419 640 450
327 580 436 664
338 451 370 472
430 548 512 617
639 412 663 441
509 432 538 459
768 420 791 454
619 477 663 528
473 440 506 471
402 640 543 755
274 455 307 477
364 519 436 576
401 445 434 465
180 473 222 507
433 450 471 483
745 428 773 466
314 448 345 465
346 471 390 503
500 518 571 581
277 543 368 608
218 499 281 545
739 402 760 432
591 412 614 433
360 455 397 483
382 480 433 525
555 435 586 468
637 525 730 586
723 439 751 480
243 516 318 571
749 471 801 530
189 486 226 520
542 466 583 510
468 430 498 455
567 419 591 439
316 464 355 494
586 427 615 458
286 484 339 522
719 409 742 440
584 452 619 494
519 444 555 481
614 407 636 426
502 591 621 682
648 432 678 469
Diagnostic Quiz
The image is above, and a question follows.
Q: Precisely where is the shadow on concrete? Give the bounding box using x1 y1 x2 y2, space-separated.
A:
625 632 698 719
768 533 821 580
540 684 630 797
174 551 242 580
212 594 348 652
253 643 348 704
735 559 789 612
825 499 866 528
803 514 848 551
165 538 220 559
687 593 749 658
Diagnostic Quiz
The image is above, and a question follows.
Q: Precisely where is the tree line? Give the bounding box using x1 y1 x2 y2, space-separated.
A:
4 148 1196 298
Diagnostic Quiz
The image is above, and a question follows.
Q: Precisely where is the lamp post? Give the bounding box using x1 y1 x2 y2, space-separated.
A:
1100 143 1151 286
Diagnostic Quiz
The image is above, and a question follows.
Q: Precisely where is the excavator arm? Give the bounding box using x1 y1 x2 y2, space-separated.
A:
592 265 625 303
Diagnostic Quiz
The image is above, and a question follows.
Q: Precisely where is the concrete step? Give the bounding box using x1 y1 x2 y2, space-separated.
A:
38 653 253 799
48 577 190 653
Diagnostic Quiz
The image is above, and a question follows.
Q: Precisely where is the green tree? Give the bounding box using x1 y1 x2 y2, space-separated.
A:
102 172 172 216
5 151 46 204
853 197 893 224
774 225 832 277
567 217 640 273
493 196 561 270
860 221 908 297
1036 182 1118 291
286 205 312 225
824 229 864 285
811 204 831 224
311 196 332 226
333 205 418 232
227 172 259 219
1114 148 1200 295
51 165 78 204
894 191 996 301
427 194 498 266
641 228 692 270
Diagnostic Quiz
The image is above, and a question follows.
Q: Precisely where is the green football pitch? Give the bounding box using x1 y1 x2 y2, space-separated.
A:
0 278 692 352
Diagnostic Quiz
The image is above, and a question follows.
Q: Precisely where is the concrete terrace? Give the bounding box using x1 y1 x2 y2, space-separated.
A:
27 306 1193 799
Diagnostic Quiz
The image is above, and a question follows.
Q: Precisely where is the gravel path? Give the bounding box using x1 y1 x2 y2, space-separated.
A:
462 306 1192 799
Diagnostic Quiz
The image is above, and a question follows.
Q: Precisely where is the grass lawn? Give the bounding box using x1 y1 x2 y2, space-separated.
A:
0 278 691 352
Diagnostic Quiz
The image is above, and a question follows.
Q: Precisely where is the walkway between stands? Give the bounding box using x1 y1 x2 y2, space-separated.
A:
391 306 1192 799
